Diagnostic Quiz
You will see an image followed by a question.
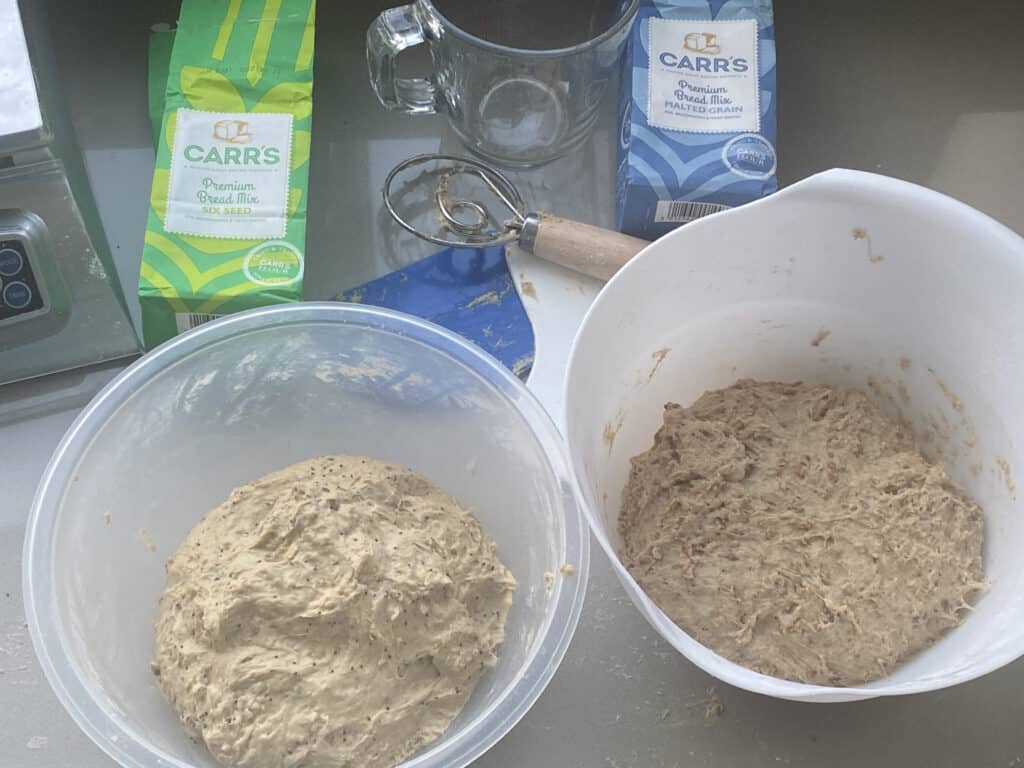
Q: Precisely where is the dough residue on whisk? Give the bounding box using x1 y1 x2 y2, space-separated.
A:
619 380 986 686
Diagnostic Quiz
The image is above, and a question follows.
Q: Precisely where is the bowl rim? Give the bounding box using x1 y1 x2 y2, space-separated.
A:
23 302 590 768
563 169 1024 702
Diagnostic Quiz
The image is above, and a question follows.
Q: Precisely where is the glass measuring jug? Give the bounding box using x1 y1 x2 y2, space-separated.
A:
367 0 638 166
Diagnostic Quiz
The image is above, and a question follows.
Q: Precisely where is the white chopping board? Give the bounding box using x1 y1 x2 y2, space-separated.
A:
461 120 622 427
508 246 602 428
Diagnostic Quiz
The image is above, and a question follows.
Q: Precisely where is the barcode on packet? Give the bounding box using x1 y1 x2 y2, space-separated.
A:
654 200 731 223
175 312 223 333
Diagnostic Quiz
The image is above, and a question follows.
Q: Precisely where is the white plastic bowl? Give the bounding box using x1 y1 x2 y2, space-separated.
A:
24 303 588 768
565 169 1024 702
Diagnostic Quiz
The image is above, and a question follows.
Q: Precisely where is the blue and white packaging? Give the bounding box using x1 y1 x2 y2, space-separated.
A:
616 0 777 239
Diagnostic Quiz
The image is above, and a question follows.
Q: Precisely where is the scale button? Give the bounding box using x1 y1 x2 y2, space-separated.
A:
0 248 22 277
3 280 32 309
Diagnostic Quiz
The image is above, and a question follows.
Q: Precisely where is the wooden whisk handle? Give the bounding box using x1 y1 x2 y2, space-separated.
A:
519 212 650 282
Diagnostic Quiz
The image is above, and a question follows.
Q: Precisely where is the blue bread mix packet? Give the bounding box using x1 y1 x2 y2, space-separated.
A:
616 0 777 239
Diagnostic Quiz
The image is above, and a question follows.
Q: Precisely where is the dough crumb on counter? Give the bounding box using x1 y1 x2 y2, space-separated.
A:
138 528 156 553
702 688 723 722
620 380 986 686
154 456 516 768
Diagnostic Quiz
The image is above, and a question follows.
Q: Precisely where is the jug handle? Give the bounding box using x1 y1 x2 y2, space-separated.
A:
367 5 438 116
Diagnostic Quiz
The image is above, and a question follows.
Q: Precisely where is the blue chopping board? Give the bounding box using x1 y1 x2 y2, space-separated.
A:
336 246 534 379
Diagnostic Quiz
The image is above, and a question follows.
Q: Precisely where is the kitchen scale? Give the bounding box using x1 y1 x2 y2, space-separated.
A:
0 0 140 392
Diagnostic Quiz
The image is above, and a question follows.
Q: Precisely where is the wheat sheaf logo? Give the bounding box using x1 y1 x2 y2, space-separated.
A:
683 32 721 55
212 119 254 144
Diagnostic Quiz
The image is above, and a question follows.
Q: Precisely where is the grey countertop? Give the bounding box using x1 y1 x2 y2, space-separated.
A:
2 0 1023 766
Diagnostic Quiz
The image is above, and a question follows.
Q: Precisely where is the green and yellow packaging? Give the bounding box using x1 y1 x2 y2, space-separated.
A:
139 0 316 348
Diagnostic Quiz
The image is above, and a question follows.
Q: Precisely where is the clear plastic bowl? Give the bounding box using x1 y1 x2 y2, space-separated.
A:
24 303 588 768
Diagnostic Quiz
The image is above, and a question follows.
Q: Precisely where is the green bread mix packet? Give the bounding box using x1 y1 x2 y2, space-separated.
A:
139 0 316 348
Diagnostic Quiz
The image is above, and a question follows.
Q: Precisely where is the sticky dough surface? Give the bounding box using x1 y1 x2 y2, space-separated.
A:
154 456 516 768
620 380 985 686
